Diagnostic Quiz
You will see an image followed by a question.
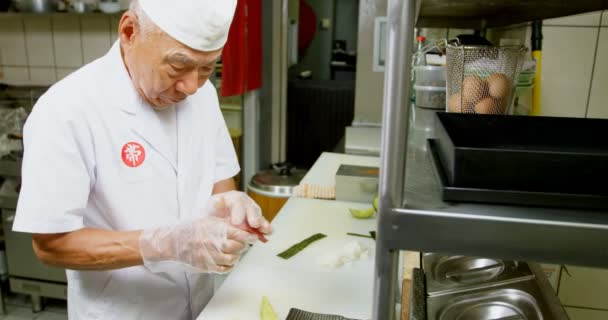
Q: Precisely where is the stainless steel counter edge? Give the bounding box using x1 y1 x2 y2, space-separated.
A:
528 263 569 320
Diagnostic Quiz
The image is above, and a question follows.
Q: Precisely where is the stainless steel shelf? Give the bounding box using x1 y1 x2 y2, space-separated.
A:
381 135 608 268
418 0 608 28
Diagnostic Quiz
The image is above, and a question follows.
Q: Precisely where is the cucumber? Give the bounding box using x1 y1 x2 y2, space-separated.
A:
260 296 279 320
277 233 327 259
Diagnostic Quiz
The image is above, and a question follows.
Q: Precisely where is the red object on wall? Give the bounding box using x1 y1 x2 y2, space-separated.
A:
221 0 262 97
298 0 317 52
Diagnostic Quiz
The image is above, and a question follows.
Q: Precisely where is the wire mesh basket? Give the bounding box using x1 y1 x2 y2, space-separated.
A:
444 40 527 115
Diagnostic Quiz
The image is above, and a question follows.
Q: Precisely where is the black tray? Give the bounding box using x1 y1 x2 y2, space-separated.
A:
428 139 608 210
434 112 608 196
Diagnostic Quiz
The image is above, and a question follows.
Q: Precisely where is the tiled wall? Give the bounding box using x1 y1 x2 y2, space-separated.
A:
488 10 607 119
0 14 120 85
0 13 243 129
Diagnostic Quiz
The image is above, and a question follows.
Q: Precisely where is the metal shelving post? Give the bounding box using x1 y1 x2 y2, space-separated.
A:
373 0 417 319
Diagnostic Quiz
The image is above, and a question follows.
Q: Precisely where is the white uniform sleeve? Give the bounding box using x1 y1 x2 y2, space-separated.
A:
13 98 95 233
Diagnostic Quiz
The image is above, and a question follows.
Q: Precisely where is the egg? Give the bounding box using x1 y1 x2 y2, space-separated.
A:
447 93 462 113
474 97 504 114
462 75 489 106
487 73 512 100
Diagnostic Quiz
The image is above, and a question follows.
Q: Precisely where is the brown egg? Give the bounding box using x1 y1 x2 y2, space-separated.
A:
474 97 504 114
447 93 462 113
462 75 489 106
487 73 512 100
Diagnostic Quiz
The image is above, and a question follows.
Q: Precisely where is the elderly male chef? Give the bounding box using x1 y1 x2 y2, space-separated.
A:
12 0 271 319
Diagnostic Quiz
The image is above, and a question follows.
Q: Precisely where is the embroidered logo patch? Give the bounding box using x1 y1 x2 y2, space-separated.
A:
121 142 146 167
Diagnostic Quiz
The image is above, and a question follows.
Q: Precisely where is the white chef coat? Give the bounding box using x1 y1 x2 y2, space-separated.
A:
13 41 240 320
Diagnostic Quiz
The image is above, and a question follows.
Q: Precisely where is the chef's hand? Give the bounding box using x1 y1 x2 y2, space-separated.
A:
139 217 257 274
209 191 272 234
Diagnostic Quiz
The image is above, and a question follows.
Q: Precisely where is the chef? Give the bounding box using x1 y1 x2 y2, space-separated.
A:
12 0 271 319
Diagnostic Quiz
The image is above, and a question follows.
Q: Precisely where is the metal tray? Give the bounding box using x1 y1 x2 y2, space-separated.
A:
434 112 608 196
423 254 534 297
428 139 608 210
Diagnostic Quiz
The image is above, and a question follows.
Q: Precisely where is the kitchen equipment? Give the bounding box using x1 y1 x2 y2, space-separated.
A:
444 39 527 115
414 85 446 109
414 66 446 87
247 164 306 222
427 281 549 320
433 112 608 197
429 138 608 210
12 0 57 12
422 253 568 320
335 165 379 203
71 0 96 12
423 254 534 297
98 0 119 13
0 85 66 313
1 191 67 312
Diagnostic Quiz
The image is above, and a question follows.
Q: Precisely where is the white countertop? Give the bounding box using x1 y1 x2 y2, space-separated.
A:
344 126 382 157
198 197 377 320
300 152 380 186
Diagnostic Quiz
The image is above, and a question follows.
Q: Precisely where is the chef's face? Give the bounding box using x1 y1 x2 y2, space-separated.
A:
118 12 222 109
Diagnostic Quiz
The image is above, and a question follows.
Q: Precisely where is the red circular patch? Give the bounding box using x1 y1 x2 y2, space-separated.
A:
121 142 146 167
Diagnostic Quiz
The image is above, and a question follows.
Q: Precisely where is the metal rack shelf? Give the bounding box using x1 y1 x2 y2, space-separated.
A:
417 0 608 28
373 0 608 319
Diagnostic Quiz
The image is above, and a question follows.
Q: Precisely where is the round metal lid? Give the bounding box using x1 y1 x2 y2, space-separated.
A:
249 167 307 197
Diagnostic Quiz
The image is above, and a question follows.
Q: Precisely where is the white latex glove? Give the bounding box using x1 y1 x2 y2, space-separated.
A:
210 191 273 234
139 217 257 274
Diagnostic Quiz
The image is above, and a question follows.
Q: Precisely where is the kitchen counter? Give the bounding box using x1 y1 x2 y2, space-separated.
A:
344 126 381 156
300 152 380 186
197 197 378 320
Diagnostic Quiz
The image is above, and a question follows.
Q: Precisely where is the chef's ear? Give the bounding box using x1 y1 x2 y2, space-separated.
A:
118 11 138 47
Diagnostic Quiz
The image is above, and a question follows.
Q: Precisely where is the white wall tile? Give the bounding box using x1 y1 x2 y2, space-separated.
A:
487 25 530 47
81 16 111 64
545 11 602 27
56 67 78 81
603 11 608 26
23 17 54 67
566 307 608 320
559 266 608 309
30 67 56 84
110 17 120 43
587 28 608 119
540 27 597 118
0 67 29 82
52 16 83 68
0 17 27 66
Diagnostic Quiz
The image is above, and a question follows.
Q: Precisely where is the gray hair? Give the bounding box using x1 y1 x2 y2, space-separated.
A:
129 0 162 37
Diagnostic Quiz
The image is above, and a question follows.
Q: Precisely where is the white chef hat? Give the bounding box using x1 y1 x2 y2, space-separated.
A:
139 0 237 52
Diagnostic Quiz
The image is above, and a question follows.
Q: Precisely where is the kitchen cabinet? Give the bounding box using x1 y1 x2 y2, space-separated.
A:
373 1 608 319
587 27 608 119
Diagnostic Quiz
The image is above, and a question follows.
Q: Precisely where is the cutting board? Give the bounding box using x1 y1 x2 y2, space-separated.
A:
198 198 377 320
